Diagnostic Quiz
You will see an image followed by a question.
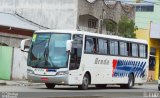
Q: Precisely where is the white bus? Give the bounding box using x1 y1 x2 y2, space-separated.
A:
21 30 148 90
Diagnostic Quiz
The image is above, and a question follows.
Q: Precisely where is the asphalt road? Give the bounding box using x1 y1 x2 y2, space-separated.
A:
0 84 159 98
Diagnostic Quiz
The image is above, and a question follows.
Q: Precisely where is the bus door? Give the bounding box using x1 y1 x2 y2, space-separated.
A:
69 34 83 83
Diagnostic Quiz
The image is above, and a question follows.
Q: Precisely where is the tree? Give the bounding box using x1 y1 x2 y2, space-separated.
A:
118 16 138 38
104 20 117 33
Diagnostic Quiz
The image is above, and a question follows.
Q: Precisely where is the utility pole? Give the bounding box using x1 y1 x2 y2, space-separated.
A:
99 9 105 34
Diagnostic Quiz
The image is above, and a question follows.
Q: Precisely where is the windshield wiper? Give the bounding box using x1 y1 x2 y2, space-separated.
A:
44 44 62 69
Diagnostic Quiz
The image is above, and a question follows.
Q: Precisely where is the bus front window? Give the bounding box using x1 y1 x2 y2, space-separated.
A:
48 34 71 68
27 33 71 69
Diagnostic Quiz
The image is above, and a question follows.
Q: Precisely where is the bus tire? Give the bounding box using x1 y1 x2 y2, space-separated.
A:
78 74 89 90
127 74 134 89
95 84 106 89
120 74 134 89
158 85 160 91
45 83 55 89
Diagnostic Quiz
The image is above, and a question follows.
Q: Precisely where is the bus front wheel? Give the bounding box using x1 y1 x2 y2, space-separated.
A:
78 74 90 90
45 83 55 89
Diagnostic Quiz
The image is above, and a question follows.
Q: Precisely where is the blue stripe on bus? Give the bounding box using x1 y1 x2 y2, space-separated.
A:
46 69 57 72
112 59 146 78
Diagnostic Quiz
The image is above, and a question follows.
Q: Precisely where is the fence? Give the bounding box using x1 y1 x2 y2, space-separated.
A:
0 46 28 80
0 46 13 80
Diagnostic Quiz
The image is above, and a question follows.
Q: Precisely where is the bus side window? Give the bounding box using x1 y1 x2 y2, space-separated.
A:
120 41 128 56
85 36 97 54
98 38 108 54
109 40 118 55
131 43 138 57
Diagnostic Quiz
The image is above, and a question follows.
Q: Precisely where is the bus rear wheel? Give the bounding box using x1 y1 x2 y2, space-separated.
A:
45 83 55 89
120 74 134 89
158 84 160 91
78 74 90 90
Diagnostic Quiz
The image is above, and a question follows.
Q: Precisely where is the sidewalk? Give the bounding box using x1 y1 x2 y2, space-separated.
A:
145 81 158 84
0 80 44 86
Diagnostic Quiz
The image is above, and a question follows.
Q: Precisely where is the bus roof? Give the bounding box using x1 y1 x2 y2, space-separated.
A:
35 30 148 44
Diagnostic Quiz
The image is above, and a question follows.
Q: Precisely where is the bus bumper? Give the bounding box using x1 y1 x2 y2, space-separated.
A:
27 73 69 84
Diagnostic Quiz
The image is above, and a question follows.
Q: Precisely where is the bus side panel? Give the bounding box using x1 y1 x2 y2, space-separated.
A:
109 57 148 84
81 54 113 84
81 54 148 85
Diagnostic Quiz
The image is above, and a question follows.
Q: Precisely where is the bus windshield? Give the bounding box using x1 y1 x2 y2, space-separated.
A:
27 33 71 69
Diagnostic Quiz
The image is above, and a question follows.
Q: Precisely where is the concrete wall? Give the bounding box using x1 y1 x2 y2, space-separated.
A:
77 0 135 34
135 29 150 42
0 32 31 47
0 0 78 30
79 15 98 32
12 48 28 80
78 0 135 24
0 0 134 31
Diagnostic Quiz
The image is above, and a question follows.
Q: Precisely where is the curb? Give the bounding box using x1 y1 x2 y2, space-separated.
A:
144 81 158 85
0 80 6 85
1 80 44 86
6 81 44 86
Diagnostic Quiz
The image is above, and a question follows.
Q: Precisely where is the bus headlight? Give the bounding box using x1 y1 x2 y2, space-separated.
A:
27 69 34 74
56 71 68 75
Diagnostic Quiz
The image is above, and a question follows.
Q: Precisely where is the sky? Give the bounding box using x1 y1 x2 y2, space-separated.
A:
119 0 154 3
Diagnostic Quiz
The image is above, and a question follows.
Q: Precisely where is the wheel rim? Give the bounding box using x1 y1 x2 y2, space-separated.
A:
129 76 133 87
129 79 133 87
83 76 89 87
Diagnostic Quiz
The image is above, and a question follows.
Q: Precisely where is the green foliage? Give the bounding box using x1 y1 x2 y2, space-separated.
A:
104 20 117 32
118 16 138 38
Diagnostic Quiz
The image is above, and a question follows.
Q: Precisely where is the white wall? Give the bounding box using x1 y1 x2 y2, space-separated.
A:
150 23 160 39
0 0 78 30
12 48 28 80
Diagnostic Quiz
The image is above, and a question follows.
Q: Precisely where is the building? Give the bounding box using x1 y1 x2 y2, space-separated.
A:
110 0 160 81
0 0 135 80
121 0 160 29
136 22 160 81
0 0 135 35
129 0 160 81
0 12 48 47
135 0 160 81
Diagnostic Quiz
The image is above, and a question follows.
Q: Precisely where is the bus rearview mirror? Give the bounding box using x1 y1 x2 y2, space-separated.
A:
66 40 73 52
20 39 31 52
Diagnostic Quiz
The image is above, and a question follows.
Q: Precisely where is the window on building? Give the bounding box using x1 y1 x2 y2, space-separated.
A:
136 5 154 12
150 47 156 55
88 19 97 28
149 47 156 70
